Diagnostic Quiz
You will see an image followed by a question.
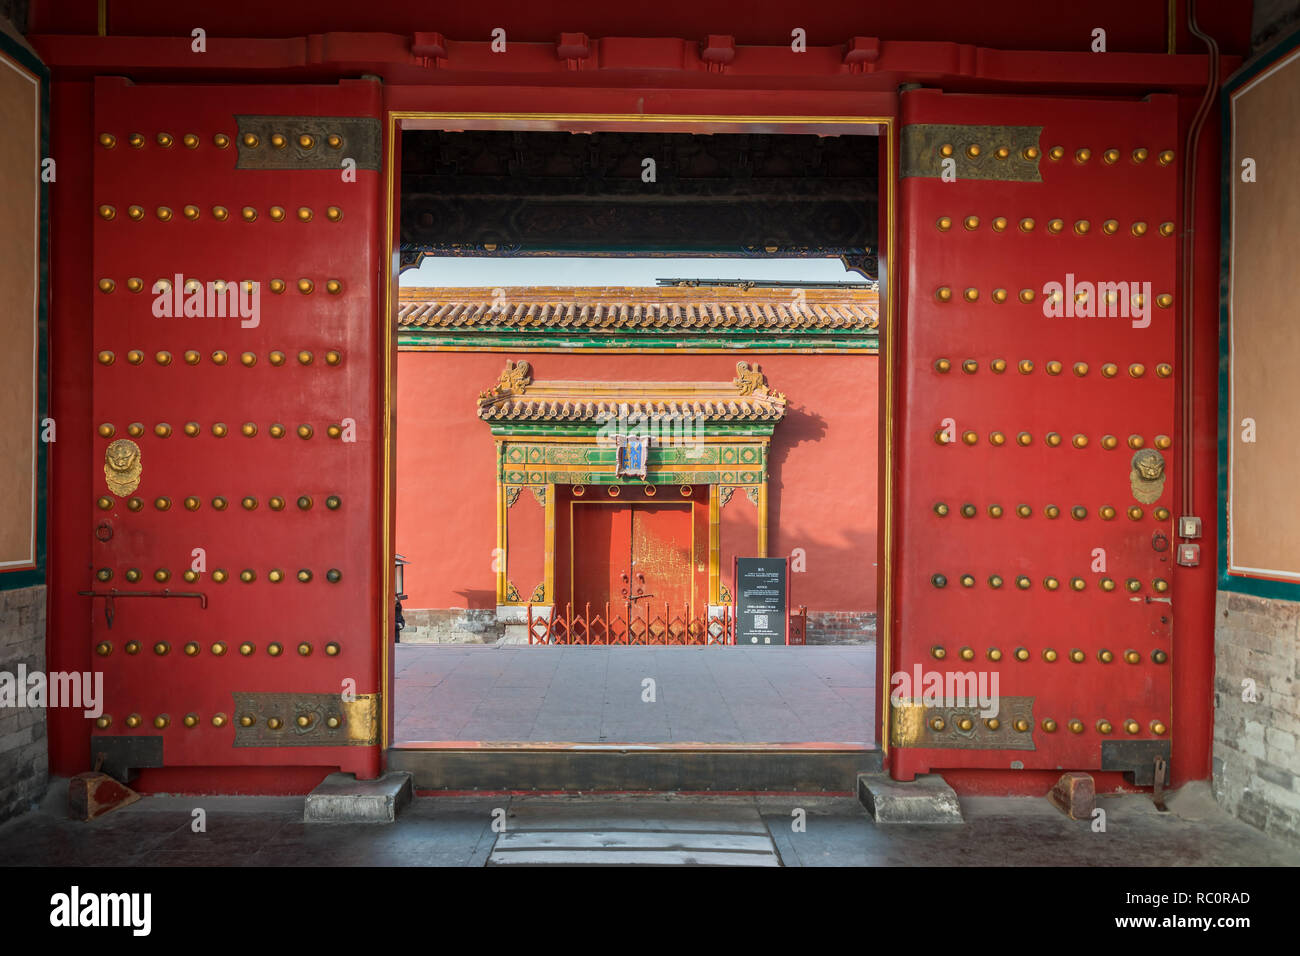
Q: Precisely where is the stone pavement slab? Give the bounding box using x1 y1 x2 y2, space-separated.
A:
394 643 877 744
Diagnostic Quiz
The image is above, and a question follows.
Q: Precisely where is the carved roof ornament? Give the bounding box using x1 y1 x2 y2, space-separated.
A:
732 361 765 394
732 361 785 402
499 359 532 391
478 359 532 405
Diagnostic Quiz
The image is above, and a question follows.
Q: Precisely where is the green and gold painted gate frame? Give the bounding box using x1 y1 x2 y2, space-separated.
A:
382 112 897 752
483 369 781 610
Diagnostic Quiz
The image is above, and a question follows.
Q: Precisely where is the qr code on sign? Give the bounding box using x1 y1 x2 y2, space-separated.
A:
753 614 768 630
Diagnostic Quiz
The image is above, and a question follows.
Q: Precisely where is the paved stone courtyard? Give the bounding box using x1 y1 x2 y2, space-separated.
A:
394 643 876 744
1 782 1296 867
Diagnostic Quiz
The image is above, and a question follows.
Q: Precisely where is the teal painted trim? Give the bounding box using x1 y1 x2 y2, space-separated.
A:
0 34 48 592
487 424 777 438
568 474 725 486
504 447 763 465
1219 41 1234 596
1221 21 1300 91
399 332 878 352
496 438 770 485
503 473 750 487
1217 27 1300 600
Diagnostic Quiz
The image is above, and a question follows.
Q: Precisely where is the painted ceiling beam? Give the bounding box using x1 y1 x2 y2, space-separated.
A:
28 33 1233 93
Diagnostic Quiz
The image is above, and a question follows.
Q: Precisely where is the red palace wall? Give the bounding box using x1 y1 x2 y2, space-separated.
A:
395 350 878 615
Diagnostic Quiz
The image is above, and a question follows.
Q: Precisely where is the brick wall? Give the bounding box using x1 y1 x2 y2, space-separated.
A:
806 610 875 645
1208 0 1300 849
0 584 48 824
399 607 502 644
1213 591 1300 847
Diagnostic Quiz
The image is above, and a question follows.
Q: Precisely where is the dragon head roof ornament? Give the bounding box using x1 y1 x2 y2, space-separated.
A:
477 359 532 405
732 362 786 402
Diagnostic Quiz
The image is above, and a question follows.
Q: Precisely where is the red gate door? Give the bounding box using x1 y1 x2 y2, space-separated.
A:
892 90 1177 782
89 78 383 778
572 502 693 610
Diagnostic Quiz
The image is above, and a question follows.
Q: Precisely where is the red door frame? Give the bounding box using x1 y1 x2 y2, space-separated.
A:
380 84 1220 792
381 101 895 761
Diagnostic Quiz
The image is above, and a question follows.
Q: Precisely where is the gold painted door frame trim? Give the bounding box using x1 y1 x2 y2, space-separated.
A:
708 485 721 604
495 441 507 605
382 111 896 756
543 482 556 603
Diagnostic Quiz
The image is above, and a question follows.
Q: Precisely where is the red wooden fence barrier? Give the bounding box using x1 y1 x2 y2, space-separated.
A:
525 603 810 646
526 601 733 645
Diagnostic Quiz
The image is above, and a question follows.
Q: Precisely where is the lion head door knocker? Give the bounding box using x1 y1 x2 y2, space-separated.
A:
104 438 142 497
1130 448 1165 504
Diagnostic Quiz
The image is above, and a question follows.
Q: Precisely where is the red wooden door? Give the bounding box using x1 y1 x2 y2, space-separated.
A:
632 505 694 609
572 503 693 610
89 78 383 777
572 504 632 608
892 89 1177 782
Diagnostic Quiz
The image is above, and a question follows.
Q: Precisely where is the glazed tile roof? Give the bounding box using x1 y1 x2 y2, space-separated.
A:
477 360 787 424
398 285 879 333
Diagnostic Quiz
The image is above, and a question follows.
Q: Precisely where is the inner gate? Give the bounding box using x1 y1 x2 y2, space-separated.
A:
388 119 883 749
478 362 786 628
571 502 694 610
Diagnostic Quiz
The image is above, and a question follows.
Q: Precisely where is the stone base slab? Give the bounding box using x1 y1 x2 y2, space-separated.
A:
856 772 964 824
304 771 412 823
398 607 501 644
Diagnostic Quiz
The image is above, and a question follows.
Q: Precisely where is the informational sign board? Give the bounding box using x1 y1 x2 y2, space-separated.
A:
734 557 788 646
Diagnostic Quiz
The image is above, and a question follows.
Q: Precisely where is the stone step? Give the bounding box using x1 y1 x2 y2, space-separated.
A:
388 746 882 792
488 803 779 865
499 624 531 645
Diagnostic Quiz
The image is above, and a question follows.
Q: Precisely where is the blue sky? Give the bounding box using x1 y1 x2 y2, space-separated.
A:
402 256 870 287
